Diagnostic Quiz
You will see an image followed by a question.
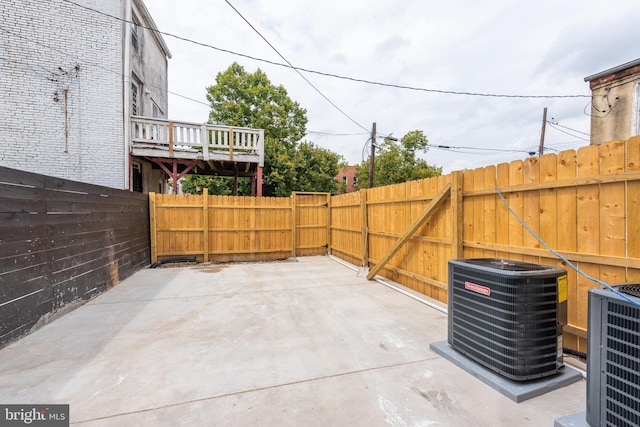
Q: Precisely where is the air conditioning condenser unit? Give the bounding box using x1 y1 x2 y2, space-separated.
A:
448 258 568 381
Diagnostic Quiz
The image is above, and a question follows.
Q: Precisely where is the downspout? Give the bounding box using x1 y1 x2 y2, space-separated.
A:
123 0 132 190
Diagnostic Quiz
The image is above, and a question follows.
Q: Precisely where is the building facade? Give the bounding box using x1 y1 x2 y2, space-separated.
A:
336 165 358 193
0 0 171 192
584 58 640 146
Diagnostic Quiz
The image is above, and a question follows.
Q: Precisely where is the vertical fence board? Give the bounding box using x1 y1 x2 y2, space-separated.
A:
462 169 475 258
626 136 640 283
576 145 600 352
556 150 579 349
472 168 485 259
508 160 524 261
522 157 540 264
437 174 452 301
483 165 497 259
495 163 510 259
599 141 626 285
539 153 558 267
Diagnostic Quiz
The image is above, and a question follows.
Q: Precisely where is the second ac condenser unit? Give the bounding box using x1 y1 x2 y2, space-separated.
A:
448 258 567 381
587 284 640 427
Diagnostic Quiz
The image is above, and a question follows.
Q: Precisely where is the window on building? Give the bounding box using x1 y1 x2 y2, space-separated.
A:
353 175 357 186
131 81 139 116
131 15 140 52
132 164 143 193
152 101 162 118
342 176 347 184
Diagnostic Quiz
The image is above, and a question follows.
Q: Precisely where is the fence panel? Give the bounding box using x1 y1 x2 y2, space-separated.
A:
293 192 330 257
148 138 640 354
151 192 329 263
329 137 640 354
0 167 149 349
329 191 363 266
350 176 453 300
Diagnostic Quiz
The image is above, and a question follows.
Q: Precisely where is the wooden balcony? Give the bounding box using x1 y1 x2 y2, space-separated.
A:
130 116 265 194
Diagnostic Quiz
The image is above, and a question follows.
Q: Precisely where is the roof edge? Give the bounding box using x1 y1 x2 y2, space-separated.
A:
584 58 640 82
133 0 172 59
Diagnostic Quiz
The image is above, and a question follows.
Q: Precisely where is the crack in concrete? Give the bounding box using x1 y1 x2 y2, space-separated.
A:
72 358 435 424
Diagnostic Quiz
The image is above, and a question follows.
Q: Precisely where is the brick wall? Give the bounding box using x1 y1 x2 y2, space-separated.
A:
0 0 126 189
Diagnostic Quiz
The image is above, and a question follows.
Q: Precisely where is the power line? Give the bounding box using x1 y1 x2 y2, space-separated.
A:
546 140 588 148
431 144 534 154
547 120 590 136
169 91 209 107
1 26 373 140
57 0 591 100
222 0 368 132
307 131 369 137
547 122 589 141
0 26 212 112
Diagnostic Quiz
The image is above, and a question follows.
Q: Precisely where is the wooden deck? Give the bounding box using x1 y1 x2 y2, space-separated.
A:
130 116 265 194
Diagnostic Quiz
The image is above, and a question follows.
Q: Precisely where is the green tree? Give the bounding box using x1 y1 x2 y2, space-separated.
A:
355 130 441 187
294 142 343 194
184 62 343 196
180 175 250 196
207 62 307 145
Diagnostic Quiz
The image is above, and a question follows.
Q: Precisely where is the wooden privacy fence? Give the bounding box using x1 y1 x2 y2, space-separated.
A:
0 167 149 348
330 137 640 353
150 191 329 263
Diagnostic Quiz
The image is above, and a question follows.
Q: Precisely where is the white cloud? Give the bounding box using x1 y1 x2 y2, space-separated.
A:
143 0 636 173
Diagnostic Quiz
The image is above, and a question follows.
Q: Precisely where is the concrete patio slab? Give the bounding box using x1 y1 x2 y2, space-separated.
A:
429 340 583 403
0 256 586 426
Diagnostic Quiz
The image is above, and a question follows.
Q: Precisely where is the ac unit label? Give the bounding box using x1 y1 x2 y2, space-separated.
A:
465 281 491 296
558 275 568 303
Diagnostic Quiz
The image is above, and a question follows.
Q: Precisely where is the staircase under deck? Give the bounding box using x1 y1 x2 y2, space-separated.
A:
130 116 265 194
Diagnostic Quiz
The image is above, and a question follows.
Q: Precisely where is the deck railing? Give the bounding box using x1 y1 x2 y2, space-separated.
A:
130 116 264 166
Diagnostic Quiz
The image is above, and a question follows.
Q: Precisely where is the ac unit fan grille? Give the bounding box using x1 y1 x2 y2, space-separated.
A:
603 300 640 427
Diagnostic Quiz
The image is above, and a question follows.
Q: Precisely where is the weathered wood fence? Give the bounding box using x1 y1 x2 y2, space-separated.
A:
150 191 329 263
0 167 150 348
331 137 640 353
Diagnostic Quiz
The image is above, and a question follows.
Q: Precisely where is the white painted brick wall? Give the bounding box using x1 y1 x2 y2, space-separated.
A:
0 0 126 189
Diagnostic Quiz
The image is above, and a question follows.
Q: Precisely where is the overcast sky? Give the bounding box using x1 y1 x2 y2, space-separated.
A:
143 0 639 173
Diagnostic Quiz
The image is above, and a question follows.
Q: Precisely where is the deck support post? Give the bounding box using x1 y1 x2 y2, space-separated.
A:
151 158 197 194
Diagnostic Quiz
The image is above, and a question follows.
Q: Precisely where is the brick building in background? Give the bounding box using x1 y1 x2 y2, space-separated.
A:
585 58 640 146
0 0 171 192
336 165 358 193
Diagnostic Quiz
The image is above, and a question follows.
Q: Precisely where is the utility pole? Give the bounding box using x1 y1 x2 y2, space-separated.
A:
538 107 547 157
368 122 376 188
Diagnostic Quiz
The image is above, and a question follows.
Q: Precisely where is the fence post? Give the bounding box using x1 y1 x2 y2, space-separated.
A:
360 189 368 268
451 171 464 260
203 188 209 262
326 192 331 255
291 192 297 257
149 192 157 263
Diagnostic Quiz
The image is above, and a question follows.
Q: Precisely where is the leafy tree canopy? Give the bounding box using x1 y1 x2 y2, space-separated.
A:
355 130 442 187
182 63 342 196
206 62 307 147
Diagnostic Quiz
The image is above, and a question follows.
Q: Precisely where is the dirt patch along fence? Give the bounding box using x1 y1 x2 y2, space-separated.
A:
330 137 640 353
149 191 330 263
0 167 150 348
